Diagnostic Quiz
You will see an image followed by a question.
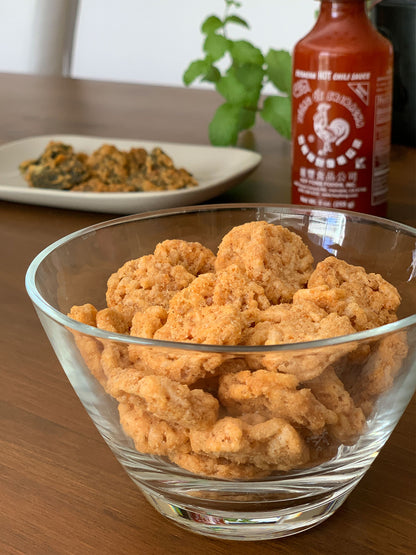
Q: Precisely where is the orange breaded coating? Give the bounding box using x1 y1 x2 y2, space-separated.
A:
219 369 337 433
295 256 401 331
161 265 270 341
86 144 129 184
212 265 270 325
128 306 168 365
68 303 97 327
306 367 366 444
156 304 244 345
109 374 219 429
170 451 271 480
167 272 216 314
147 303 241 384
244 302 356 380
118 403 190 457
154 239 215 276
131 344 224 385
215 221 314 304
166 264 269 330
129 305 168 339
106 254 195 321
349 332 408 415
189 416 310 472
189 358 250 396
67 303 105 385
128 299 225 385
160 272 247 344
96 307 131 334
129 268 269 383
100 342 151 396
66 221 406 480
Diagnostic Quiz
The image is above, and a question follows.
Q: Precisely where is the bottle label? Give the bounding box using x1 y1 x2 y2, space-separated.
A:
292 69 392 213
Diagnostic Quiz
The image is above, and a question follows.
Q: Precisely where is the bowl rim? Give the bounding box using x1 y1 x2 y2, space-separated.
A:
25 203 416 353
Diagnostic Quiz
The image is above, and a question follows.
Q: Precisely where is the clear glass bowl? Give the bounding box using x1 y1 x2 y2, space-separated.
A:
25 204 416 541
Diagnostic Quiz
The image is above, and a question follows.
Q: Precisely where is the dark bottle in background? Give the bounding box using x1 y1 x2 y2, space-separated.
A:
373 0 416 147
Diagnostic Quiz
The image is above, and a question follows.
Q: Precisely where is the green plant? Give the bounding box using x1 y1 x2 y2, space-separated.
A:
183 0 292 146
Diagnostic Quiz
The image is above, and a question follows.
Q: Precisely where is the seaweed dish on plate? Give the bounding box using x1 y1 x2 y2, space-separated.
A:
19 141 198 193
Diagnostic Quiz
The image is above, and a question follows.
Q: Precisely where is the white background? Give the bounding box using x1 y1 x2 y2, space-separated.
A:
0 0 316 88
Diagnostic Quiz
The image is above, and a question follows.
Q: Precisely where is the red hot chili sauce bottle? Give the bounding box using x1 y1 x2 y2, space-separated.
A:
291 0 393 216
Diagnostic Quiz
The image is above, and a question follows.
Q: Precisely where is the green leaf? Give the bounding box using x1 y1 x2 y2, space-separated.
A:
238 107 256 131
234 65 262 108
216 67 261 108
265 49 292 94
224 14 249 28
216 73 247 105
229 40 264 66
201 15 223 35
203 33 229 62
209 103 241 146
260 95 292 139
234 63 264 90
183 59 211 86
201 65 221 83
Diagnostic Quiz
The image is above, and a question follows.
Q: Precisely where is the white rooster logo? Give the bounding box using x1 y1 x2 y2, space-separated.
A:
313 102 350 156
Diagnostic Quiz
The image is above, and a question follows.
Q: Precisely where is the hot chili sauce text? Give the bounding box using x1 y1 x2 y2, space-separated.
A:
291 0 393 216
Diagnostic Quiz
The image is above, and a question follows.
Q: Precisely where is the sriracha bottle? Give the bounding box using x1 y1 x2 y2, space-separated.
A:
291 0 393 216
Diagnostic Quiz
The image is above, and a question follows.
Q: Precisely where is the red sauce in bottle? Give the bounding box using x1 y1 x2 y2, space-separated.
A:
291 0 393 216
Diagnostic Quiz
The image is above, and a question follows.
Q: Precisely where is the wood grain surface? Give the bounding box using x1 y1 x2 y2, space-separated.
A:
0 73 414 555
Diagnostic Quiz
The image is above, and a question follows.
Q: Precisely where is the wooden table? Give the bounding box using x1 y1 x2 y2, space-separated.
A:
0 73 415 555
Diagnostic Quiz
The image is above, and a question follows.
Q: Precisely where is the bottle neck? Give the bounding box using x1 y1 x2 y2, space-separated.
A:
317 0 368 21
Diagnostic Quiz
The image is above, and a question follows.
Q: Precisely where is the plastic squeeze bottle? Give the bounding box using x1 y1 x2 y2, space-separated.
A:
291 0 393 216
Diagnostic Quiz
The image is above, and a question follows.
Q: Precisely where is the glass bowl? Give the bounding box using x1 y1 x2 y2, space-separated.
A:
25 204 416 541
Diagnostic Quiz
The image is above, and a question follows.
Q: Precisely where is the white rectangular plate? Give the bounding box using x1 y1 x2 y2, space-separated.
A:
0 135 261 214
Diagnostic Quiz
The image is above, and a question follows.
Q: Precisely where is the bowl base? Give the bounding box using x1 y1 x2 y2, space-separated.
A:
142 489 350 541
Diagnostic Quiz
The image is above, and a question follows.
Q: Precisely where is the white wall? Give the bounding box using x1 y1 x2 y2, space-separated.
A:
0 0 316 88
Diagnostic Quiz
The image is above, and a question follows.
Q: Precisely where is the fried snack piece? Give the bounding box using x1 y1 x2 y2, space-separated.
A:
129 303 225 384
215 221 314 304
129 305 168 340
67 303 105 385
109 374 219 429
212 264 270 325
348 332 408 416
100 342 152 397
244 302 356 380
119 403 191 456
20 141 90 190
219 369 337 433
295 256 401 331
127 147 198 191
154 240 216 276
86 144 129 184
20 142 198 193
96 307 131 334
166 264 269 326
156 304 243 345
68 302 97 328
135 271 246 345
149 304 241 384
189 416 310 473
170 452 270 480
66 221 406 480
132 345 224 386
127 147 147 175
306 367 366 444
106 254 195 322
128 267 269 383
